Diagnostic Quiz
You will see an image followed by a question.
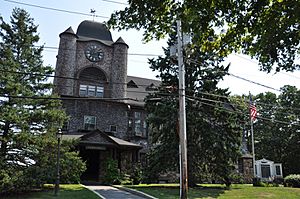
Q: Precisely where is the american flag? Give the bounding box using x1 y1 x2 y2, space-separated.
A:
250 95 257 121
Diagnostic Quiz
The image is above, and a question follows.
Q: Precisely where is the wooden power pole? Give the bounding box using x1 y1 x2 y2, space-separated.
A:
177 19 188 199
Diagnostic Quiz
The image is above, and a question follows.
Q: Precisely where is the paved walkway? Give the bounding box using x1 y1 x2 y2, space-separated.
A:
86 185 147 199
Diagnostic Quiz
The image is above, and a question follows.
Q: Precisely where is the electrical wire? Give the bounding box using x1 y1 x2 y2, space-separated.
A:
101 0 128 6
3 0 109 18
0 94 141 102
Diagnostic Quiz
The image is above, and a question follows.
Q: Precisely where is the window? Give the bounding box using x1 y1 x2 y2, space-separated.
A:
133 111 147 137
88 85 96 96
261 164 271 178
79 84 104 97
84 116 96 130
110 125 117 132
275 164 282 176
134 112 142 136
79 85 87 96
96 86 104 97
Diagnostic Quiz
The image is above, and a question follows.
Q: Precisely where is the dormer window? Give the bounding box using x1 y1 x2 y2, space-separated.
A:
146 83 158 91
127 80 138 88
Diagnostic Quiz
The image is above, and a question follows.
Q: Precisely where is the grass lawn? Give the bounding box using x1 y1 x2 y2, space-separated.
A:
125 184 300 199
1 184 99 199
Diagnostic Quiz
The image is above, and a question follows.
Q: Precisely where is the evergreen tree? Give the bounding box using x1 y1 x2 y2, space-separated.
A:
144 33 242 186
0 8 85 194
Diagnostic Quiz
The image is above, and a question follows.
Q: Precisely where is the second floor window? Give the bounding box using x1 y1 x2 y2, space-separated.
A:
80 84 104 97
84 115 96 130
133 111 147 137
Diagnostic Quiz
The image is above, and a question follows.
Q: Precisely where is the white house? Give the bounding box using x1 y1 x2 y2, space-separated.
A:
255 158 283 181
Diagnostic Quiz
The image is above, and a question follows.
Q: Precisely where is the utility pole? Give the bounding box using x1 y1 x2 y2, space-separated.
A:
177 19 188 199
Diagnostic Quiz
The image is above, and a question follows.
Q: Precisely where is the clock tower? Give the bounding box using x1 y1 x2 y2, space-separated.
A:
54 20 128 99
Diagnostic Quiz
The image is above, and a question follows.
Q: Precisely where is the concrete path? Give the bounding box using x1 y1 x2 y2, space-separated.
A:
86 185 147 199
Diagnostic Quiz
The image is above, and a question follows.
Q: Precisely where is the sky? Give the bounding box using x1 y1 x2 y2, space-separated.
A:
1 0 299 96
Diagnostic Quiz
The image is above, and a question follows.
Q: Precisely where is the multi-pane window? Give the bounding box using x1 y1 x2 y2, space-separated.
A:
133 111 147 137
84 116 96 130
79 84 104 97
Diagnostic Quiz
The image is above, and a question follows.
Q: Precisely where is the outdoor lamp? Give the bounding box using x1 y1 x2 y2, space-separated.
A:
54 129 62 196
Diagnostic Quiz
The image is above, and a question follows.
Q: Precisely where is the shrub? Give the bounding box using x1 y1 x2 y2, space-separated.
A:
284 174 300 188
273 177 284 185
103 158 121 185
121 173 133 185
131 163 143 185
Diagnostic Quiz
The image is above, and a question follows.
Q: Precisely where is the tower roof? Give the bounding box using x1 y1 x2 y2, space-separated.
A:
76 20 113 44
114 37 128 48
59 26 77 37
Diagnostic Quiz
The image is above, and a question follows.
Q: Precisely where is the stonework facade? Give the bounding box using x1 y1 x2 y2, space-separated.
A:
54 20 160 182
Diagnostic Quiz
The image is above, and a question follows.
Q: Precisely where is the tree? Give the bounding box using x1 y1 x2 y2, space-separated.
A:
253 86 300 175
0 8 85 194
144 32 242 186
108 0 300 72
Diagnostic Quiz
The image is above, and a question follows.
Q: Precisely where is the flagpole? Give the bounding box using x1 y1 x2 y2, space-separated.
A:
250 118 255 177
249 92 256 178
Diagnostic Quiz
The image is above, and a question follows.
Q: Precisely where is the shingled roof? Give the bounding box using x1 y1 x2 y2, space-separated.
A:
62 130 141 149
125 76 161 106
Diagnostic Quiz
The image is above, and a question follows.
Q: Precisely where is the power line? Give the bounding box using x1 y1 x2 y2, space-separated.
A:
101 0 128 6
4 0 109 18
0 94 140 102
37 45 162 57
187 59 281 92
229 74 280 92
186 95 300 127
0 69 160 87
2 67 300 111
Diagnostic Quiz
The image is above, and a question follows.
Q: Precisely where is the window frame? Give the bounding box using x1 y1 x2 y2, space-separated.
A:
84 115 96 130
79 84 104 97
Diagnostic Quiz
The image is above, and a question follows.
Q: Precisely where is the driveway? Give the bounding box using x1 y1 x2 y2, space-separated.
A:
86 185 148 199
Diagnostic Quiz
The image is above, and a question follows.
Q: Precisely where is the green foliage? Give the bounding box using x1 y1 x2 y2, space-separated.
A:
103 158 121 185
108 0 300 72
250 86 300 176
284 174 300 188
0 8 85 194
143 30 242 186
131 163 143 185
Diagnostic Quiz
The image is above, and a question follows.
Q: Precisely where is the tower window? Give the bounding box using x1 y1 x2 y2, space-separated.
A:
79 84 104 97
96 86 104 97
80 85 88 96
78 67 106 97
88 85 96 96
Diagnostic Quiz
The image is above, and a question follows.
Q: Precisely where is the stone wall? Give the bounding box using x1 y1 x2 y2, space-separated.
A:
63 100 129 139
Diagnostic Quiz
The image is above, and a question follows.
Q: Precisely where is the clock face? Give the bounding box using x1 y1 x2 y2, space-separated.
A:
85 44 104 62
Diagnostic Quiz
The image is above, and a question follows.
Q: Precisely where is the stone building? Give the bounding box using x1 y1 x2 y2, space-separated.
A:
54 20 160 182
